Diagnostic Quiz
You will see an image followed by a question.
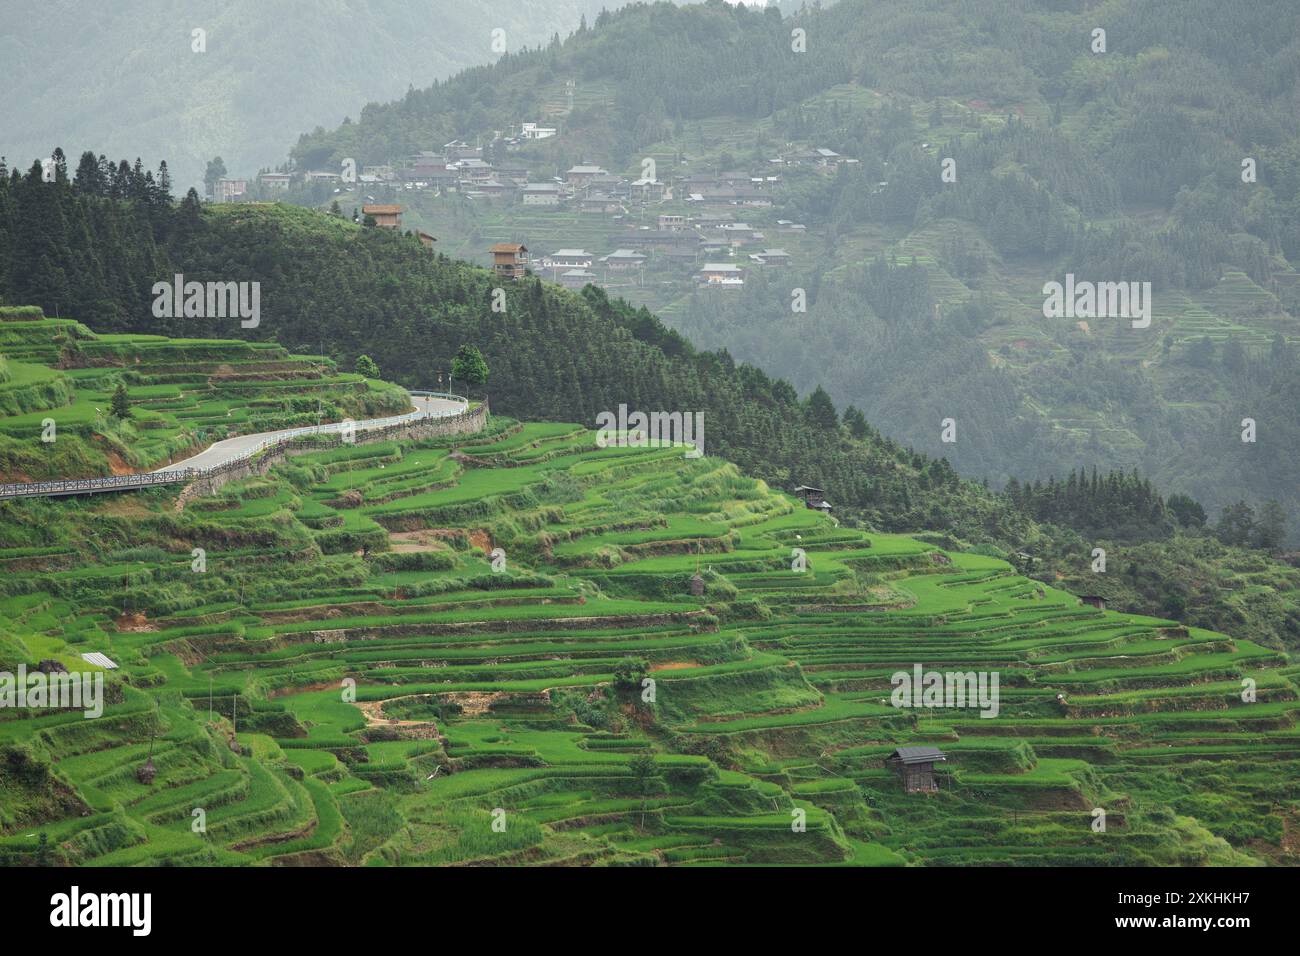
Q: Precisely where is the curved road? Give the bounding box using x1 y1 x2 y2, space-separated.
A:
151 394 467 474
0 393 470 499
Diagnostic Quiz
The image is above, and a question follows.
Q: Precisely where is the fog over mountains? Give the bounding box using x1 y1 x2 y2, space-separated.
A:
0 0 627 190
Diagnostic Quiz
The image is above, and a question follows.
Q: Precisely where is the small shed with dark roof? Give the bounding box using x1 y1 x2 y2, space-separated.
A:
793 484 828 510
887 746 947 793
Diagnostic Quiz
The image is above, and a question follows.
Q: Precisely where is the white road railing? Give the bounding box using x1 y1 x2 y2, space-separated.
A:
0 392 471 500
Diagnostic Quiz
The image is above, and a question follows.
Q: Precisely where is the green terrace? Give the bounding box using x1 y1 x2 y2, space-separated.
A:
0 413 1295 867
0 310 409 479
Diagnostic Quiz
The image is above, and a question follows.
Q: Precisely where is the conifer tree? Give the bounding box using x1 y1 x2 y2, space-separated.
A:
110 383 131 419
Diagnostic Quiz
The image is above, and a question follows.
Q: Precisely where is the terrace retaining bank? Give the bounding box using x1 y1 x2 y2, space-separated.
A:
175 401 488 509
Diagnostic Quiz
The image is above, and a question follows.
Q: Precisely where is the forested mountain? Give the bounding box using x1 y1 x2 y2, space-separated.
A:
0 0 631 192
2 162 1298 648
0 158 1018 541
277 0 1300 540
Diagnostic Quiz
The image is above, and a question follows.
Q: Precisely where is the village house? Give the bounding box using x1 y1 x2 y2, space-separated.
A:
731 187 773 207
608 229 683 251
783 147 859 170
520 122 557 140
720 222 761 247
362 204 402 229
443 140 481 161
417 230 437 250
680 173 719 192
520 182 562 206
494 164 531 185
454 158 495 182
662 238 703 262
606 230 699 261
473 179 515 200
407 152 449 177
258 172 291 191
630 177 667 200
658 214 687 231
586 172 628 197
558 268 598 290
566 164 609 187
579 192 624 214
490 242 529 280
697 185 772 208
303 170 341 184
600 249 647 271
749 249 791 267
698 262 744 287
401 162 456 190
215 178 247 202
545 249 594 269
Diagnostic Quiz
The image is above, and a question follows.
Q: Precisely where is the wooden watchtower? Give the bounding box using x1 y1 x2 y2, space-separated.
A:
491 242 528 280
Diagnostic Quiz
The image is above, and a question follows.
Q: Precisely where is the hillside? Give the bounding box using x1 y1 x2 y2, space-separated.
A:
0 0 634 192
2 400 1295 865
3 171 1299 648
0 174 1027 542
0 305 409 481
277 0 1300 539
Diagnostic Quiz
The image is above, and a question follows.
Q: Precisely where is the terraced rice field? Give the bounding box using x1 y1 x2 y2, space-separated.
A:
0 310 409 477
1 418 1296 866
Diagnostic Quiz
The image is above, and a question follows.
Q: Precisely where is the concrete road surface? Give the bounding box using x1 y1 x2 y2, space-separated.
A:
151 394 468 474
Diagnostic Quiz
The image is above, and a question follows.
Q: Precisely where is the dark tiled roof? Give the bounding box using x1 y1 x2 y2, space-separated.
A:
890 746 947 764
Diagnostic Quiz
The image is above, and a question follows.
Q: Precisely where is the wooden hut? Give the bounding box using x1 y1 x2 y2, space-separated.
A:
1080 595 1106 610
793 484 829 511
362 204 403 229
887 746 947 793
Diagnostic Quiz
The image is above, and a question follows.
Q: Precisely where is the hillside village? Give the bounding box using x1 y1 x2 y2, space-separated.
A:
224 129 862 291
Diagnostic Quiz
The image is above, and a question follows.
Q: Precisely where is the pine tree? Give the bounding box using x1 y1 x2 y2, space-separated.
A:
110 382 131 419
805 385 838 430
843 405 869 440
156 161 172 202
